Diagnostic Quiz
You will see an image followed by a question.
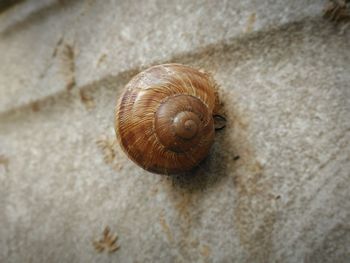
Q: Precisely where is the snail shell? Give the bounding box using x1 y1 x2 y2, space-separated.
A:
115 64 219 174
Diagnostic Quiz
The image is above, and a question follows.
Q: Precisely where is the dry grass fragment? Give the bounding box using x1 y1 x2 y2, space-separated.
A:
79 89 95 109
93 226 120 253
61 43 76 91
96 135 123 171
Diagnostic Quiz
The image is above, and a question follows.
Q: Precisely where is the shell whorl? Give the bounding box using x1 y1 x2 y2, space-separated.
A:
115 64 218 174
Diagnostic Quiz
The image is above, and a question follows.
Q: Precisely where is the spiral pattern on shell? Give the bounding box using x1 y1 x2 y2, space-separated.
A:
115 64 219 174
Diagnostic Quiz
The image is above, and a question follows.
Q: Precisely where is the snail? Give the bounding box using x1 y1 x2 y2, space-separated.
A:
114 63 223 175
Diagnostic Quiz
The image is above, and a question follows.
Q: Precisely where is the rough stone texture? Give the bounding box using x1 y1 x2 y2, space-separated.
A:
0 0 350 262
0 0 323 112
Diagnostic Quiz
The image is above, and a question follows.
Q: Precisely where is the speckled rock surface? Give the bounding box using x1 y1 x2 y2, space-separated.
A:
0 0 350 262
0 0 323 112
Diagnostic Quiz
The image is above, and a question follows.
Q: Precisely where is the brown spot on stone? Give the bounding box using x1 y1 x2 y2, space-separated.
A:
79 89 95 109
61 43 76 91
190 239 199 248
233 152 276 262
200 244 211 258
31 101 40 112
212 94 277 262
158 177 203 260
52 37 63 58
96 135 125 171
65 79 76 91
0 155 9 172
93 226 120 253
159 211 173 243
245 12 256 33
174 192 193 220
96 53 107 67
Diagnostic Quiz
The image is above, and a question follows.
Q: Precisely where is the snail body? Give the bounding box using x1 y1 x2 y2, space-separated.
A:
115 64 219 174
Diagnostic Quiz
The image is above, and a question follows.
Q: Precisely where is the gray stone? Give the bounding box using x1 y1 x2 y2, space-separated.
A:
0 0 349 262
0 0 323 112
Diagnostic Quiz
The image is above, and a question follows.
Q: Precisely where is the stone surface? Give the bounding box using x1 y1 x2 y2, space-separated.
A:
0 0 350 263
0 0 323 112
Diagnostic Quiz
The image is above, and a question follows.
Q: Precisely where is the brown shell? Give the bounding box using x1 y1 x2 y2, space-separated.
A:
115 64 218 174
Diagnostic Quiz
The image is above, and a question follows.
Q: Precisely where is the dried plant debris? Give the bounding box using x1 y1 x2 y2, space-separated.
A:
323 0 350 22
79 89 95 109
245 12 256 33
52 37 64 59
96 135 123 171
93 226 120 253
61 43 76 91
159 211 173 243
96 53 107 67
39 37 64 80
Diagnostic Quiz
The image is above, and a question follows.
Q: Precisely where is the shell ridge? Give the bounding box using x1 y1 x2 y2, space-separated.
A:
115 64 217 174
